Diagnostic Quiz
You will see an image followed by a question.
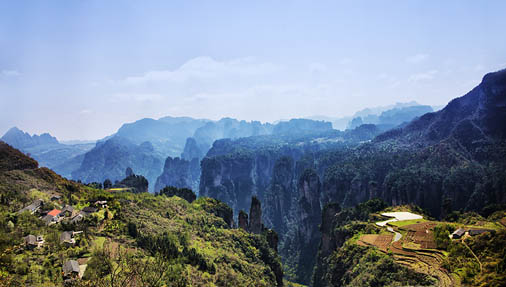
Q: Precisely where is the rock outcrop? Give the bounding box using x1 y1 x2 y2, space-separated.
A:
263 156 294 234
238 210 249 231
292 169 322 284
181 137 204 161
154 156 199 193
297 169 321 244
249 196 263 234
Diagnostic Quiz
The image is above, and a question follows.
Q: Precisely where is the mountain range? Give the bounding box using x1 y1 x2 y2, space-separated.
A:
1 102 435 194
1 69 505 286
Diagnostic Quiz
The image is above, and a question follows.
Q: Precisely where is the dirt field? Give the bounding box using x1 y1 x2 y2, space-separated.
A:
357 234 393 252
357 220 458 286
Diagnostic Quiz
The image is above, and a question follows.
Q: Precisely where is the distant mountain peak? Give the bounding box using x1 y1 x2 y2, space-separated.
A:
1 127 59 149
375 68 506 146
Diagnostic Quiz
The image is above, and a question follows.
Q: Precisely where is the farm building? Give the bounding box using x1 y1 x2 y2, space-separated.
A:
451 228 466 239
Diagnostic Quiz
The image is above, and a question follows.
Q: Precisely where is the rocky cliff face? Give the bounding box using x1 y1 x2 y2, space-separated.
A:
291 169 322 284
200 150 279 215
154 156 199 193
320 69 506 217
181 137 204 161
376 69 506 146
249 196 263 234
297 169 322 245
199 124 385 284
263 156 294 234
238 210 249 230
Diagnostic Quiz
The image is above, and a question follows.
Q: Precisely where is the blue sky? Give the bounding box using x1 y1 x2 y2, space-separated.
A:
1 0 505 140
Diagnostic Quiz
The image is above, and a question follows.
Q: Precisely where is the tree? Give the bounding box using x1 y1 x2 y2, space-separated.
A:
103 179 112 189
159 186 196 203
127 222 137 238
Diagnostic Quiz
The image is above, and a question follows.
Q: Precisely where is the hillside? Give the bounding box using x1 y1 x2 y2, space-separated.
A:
312 200 506 287
0 128 95 178
376 69 506 146
0 143 283 286
71 137 165 192
197 69 506 285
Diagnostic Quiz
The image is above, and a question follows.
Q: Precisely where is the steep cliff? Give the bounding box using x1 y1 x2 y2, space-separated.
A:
292 169 322 284
249 196 263 234
263 156 294 233
154 156 199 193
322 69 506 217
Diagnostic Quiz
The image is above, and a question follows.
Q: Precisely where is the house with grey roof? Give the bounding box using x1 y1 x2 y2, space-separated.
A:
80 206 97 216
63 260 80 278
42 214 58 225
451 228 466 239
23 234 44 249
60 231 76 246
61 205 75 217
70 213 84 224
18 199 43 214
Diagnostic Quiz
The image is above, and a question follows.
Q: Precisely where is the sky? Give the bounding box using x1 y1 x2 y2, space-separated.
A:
1 1 505 140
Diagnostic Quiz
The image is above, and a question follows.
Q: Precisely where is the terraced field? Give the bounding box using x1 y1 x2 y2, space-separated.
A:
358 221 460 287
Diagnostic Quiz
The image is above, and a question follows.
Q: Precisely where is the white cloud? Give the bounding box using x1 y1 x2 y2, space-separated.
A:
120 56 282 86
406 54 429 64
1 70 20 77
93 56 454 123
409 70 438 82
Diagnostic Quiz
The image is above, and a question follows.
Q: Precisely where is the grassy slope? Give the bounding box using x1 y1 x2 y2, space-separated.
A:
0 143 282 286
355 205 506 287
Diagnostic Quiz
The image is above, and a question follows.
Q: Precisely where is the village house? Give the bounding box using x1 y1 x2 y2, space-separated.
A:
80 206 97 216
42 209 61 225
451 228 466 239
50 194 61 201
70 213 84 224
62 260 80 279
60 231 76 246
18 199 43 214
94 200 108 209
23 235 44 249
61 205 75 217
42 214 57 225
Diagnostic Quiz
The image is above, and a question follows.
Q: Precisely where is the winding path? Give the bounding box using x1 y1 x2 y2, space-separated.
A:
387 226 402 242
373 212 460 286
376 212 423 243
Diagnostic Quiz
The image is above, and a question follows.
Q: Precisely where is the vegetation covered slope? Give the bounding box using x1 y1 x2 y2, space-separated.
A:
312 199 506 287
0 142 282 286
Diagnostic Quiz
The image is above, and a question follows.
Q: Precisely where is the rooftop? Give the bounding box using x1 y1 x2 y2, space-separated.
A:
47 209 61 217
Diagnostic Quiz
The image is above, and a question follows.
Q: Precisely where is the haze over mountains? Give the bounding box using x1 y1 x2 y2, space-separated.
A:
2 101 436 192
1 69 506 286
